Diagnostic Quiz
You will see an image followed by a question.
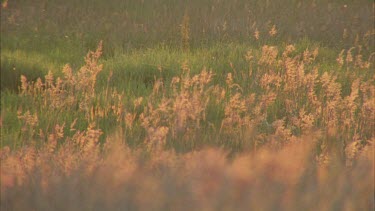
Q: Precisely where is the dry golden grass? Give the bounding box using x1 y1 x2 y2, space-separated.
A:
1 134 373 211
2 38 374 210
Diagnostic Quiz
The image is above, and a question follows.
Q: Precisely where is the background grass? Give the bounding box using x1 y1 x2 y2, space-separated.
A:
2 0 373 86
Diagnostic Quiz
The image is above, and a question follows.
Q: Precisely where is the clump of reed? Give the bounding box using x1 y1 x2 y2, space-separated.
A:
12 38 375 159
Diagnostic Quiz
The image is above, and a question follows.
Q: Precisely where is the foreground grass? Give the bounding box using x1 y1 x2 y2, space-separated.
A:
1 136 373 211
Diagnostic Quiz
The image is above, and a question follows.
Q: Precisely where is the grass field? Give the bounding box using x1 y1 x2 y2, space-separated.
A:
1 0 374 210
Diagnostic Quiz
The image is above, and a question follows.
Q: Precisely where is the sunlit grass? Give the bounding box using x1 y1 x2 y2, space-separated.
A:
1 0 374 210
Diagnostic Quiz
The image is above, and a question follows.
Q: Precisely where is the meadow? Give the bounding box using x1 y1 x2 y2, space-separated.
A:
1 0 374 210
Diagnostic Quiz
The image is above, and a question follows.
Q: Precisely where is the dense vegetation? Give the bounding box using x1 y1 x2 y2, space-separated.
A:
1 0 374 210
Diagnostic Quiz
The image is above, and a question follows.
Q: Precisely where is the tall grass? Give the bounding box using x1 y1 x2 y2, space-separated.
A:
1 0 374 210
1 135 373 210
1 35 373 209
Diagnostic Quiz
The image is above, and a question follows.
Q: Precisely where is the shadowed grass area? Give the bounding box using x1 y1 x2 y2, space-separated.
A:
2 0 373 48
